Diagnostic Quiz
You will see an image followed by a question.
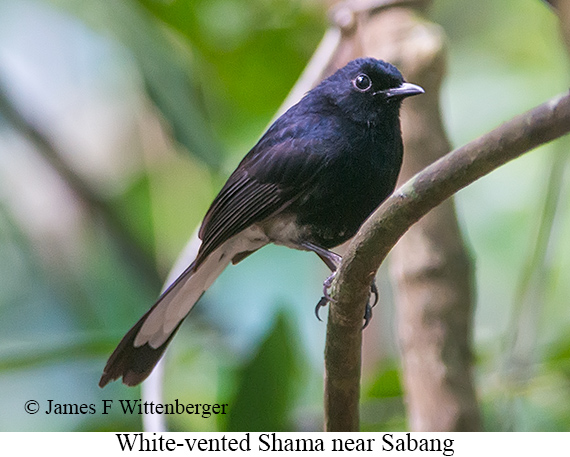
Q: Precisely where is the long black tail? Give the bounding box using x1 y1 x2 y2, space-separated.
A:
99 309 184 387
99 232 267 387
99 250 225 387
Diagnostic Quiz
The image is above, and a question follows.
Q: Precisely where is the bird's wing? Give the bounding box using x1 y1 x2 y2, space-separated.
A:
196 174 283 266
196 115 342 267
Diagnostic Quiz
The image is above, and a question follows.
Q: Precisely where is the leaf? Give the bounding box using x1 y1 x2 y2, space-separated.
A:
366 364 403 399
225 311 302 431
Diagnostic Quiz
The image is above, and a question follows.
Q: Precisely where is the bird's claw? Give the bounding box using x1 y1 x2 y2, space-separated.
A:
362 282 378 328
314 296 328 322
362 303 372 329
314 272 337 321
315 276 378 327
370 282 379 308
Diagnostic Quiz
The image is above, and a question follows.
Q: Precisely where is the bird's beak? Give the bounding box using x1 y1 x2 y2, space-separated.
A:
379 82 424 100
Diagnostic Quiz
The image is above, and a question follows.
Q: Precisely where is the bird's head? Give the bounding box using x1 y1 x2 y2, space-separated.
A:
316 57 424 124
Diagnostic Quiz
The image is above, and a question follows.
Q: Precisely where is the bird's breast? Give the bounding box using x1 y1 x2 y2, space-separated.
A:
293 129 403 248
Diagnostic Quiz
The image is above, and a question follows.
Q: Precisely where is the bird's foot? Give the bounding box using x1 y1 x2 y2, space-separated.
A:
315 276 379 327
314 271 337 321
323 271 336 301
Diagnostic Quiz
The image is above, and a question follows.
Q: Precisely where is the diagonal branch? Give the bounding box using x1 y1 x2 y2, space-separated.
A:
324 90 570 431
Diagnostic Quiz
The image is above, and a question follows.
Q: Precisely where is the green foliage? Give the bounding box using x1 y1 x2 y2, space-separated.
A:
0 0 569 432
51 0 224 167
225 312 303 431
366 365 403 399
134 0 326 147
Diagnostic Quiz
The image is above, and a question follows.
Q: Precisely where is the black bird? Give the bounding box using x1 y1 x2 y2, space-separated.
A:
99 57 423 387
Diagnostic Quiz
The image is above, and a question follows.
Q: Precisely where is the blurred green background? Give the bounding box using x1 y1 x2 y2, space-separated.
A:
0 0 569 432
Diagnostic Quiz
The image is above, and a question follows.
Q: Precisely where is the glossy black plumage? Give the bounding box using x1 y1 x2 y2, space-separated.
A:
99 57 423 387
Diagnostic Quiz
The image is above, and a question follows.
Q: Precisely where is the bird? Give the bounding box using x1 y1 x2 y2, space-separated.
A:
99 57 424 387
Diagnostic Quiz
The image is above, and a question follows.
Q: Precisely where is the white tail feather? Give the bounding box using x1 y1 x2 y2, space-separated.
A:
133 228 269 349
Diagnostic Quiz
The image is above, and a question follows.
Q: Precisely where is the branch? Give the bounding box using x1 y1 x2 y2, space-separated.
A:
361 7 481 431
324 91 570 431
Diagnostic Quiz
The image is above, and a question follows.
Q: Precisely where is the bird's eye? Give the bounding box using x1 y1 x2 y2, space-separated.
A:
353 74 372 92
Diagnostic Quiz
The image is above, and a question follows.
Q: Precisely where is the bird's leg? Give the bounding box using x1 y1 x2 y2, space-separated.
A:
300 242 341 321
301 241 342 271
301 241 379 326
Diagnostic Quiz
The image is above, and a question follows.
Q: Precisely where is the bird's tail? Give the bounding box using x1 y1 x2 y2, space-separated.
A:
99 249 232 387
